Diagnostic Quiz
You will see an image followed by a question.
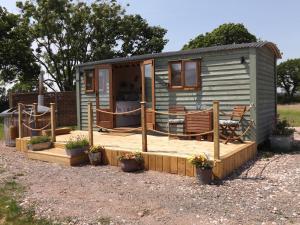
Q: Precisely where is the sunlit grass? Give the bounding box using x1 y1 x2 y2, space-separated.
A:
0 179 54 225
277 104 300 127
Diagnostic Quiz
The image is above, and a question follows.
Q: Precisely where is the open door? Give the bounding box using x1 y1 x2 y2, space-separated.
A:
141 59 155 129
96 65 114 129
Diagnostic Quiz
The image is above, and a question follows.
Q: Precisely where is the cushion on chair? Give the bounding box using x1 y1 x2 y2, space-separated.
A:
168 118 185 124
219 119 239 126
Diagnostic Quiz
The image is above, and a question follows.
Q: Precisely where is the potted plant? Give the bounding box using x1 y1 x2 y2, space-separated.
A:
65 135 89 157
189 153 213 185
28 135 52 151
118 152 144 172
86 145 104 166
269 119 295 152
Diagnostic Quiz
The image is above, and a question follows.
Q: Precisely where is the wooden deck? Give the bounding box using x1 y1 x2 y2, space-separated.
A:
16 130 256 179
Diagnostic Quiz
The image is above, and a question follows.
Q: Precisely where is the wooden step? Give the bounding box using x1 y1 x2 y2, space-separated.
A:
53 142 66 149
27 148 88 166
42 127 71 136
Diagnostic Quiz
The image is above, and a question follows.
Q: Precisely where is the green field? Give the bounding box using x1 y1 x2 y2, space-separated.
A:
0 123 3 140
277 104 300 127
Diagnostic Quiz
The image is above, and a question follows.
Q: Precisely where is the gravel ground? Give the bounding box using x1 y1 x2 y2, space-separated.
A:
0 141 299 225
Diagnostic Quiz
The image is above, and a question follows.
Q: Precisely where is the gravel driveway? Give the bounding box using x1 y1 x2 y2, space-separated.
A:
0 142 299 225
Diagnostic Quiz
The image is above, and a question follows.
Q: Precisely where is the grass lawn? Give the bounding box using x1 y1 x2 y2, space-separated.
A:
277 104 300 127
0 123 3 140
0 178 54 225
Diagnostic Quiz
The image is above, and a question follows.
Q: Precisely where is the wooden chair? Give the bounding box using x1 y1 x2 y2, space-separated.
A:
186 110 213 141
219 105 247 144
168 105 186 138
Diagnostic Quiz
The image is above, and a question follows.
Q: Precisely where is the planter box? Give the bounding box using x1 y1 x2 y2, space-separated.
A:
195 168 212 185
28 142 52 151
270 135 294 152
88 152 102 166
120 159 144 172
65 147 87 157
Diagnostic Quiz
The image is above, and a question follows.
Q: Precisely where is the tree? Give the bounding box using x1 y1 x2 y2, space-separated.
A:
277 59 300 100
0 6 40 85
182 23 257 50
17 0 168 91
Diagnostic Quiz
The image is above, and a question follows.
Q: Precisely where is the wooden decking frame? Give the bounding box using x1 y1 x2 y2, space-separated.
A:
16 137 256 179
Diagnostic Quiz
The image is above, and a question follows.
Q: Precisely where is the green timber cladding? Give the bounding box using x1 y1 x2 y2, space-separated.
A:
76 42 281 144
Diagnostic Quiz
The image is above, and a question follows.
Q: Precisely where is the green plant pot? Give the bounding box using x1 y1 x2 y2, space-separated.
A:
120 159 144 172
270 134 294 152
195 168 212 185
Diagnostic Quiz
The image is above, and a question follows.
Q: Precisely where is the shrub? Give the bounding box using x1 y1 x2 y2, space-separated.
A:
87 145 105 153
273 119 295 136
118 152 144 163
28 136 51 145
65 135 89 150
188 153 213 170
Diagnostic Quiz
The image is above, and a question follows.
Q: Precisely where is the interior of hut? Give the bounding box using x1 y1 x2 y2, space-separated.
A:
112 62 142 128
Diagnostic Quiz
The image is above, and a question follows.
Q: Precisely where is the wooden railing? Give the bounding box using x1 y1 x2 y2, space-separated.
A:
88 101 221 160
18 102 56 142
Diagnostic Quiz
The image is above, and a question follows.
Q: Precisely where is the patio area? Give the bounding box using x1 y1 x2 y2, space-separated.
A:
57 130 253 159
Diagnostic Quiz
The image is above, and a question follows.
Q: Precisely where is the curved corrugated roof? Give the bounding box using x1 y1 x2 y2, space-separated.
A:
78 41 281 67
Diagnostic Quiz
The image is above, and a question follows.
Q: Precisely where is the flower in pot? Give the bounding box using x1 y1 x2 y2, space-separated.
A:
65 135 89 157
28 135 52 151
270 119 295 152
188 153 213 185
118 152 144 172
86 145 104 166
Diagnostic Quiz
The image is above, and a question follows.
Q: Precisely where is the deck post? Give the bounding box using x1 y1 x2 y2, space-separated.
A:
18 103 23 138
213 101 220 160
50 103 56 142
88 102 93 146
33 103 38 127
140 101 147 152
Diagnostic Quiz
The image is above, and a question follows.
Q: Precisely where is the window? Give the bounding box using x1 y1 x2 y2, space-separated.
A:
168 60 200 89
85 70 95 93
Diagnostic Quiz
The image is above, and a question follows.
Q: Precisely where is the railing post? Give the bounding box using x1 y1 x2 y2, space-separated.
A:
18 103 23 138
50 103 56 142
213 101 220 160
140 101 147 152
33 102 38 127
88 102 93 146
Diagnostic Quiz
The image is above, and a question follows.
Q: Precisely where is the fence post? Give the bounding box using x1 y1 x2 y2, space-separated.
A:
88 102 93 146
50 103 56 142
18 103 23 138
213 101 220 160
140 101 147 152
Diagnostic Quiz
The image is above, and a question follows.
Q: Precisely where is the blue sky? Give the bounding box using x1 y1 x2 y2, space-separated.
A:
1 0 300 62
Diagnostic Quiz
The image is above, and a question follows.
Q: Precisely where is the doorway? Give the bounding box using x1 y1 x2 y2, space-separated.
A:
96 60 155 129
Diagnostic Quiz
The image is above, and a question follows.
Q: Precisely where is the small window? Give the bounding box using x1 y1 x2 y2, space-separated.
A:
85 70 95 93
184 61 198 87
168 60 200 89
169 62 182 87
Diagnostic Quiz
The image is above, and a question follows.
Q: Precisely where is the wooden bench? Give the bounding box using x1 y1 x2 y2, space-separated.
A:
168 106 186 139
185 110 213 141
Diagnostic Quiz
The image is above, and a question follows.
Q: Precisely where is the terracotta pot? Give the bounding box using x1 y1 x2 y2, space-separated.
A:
120 159 143 172
88 152 102 166
195 167 212 185
28 142 52 151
